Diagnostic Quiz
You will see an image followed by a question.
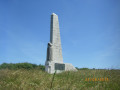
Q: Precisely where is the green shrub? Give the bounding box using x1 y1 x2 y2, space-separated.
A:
75 67 90 70
0 63 45 71
79 68 89 70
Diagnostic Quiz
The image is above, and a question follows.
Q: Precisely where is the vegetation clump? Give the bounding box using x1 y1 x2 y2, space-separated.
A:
0 63 45 70
0 63 120 90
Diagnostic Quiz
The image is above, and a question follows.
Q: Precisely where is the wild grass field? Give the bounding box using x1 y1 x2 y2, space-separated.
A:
0 68 120 90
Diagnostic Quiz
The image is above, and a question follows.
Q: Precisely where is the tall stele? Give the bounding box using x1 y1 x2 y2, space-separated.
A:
45 13 77 74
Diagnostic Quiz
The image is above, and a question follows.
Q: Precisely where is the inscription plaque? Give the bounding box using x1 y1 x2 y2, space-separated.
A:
55 63 65 70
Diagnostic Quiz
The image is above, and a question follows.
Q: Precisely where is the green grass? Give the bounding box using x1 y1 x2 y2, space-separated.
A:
0 69 120 90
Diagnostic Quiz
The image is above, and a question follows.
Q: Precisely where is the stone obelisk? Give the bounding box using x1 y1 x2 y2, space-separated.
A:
50 13 63 63
45 13 77 74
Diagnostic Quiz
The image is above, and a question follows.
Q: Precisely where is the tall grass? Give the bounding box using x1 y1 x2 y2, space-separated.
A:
50 70 56 89
0 69 119 90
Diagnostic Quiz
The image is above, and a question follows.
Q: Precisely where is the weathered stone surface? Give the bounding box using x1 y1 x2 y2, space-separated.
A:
45 13 77 74
46 42 53 61
50 13 63 63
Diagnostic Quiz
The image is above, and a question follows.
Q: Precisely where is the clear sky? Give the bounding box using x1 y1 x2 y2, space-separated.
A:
0 0 120 69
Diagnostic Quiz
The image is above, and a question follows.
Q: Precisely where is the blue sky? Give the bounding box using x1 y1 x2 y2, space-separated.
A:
0 0 120 69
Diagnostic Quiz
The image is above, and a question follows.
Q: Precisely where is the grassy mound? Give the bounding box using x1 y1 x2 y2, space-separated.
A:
0 68 120 90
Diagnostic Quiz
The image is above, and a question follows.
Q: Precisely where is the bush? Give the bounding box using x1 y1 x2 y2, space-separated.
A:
79 68 89 70
0 62 45 71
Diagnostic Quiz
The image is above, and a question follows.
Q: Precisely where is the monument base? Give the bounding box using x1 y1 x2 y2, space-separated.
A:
45 61 77 74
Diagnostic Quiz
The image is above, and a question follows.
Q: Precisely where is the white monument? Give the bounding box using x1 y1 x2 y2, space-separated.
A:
45 13 77 74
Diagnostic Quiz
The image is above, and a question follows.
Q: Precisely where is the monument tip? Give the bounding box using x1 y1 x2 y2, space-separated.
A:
52 13 57 16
